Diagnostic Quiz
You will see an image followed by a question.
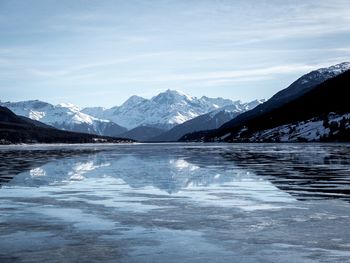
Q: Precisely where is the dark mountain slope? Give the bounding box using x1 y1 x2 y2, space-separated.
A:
18 116 55 129
181 69 350 142
220 63 350 132
119 126 166 141
0 106 28 124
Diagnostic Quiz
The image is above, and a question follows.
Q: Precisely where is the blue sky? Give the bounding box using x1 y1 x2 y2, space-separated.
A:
1 0 350 107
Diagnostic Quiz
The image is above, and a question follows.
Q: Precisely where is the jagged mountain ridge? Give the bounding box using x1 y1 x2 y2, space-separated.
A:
1 90 261 139
82 89 249 130
0 100 127 136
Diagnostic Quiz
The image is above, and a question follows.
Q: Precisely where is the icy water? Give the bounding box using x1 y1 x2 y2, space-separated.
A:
0 143 350 263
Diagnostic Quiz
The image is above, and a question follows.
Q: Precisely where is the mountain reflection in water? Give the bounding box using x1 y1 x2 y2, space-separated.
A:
1 143 350 202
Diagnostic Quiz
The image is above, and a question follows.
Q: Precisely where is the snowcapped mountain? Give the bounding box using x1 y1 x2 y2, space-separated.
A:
180 62 350 142
1 90 262 139
0 100 127 136
151 99 265 142
267 62 350 109
82 89 247 130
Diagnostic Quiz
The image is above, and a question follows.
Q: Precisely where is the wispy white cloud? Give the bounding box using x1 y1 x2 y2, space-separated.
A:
49 61 349 89
29 52 173 77
119 62 341 83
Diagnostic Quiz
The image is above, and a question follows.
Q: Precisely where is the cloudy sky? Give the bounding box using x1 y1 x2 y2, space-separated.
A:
1 0 350 107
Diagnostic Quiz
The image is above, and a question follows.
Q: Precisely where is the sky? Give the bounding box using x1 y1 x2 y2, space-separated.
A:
1 0 350 108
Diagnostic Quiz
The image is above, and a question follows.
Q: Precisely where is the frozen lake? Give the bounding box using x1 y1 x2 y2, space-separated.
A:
0 143 350 263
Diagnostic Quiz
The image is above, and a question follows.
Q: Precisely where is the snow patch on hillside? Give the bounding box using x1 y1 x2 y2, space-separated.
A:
248 113 350 142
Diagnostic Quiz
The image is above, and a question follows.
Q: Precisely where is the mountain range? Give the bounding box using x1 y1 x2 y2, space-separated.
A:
181 62 350 142
82 89 253 130
2 62 350 143
1 90 262 141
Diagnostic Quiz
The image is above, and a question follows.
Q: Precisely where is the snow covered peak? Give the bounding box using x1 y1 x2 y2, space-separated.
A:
56 102 81 112
121 95 147 108
152 89 193 104
303 62 350 83
270 62 350 106
163 89 187 96
316 62 350 75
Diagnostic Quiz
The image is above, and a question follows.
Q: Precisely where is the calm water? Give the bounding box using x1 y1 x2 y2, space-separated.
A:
0 143 350 263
